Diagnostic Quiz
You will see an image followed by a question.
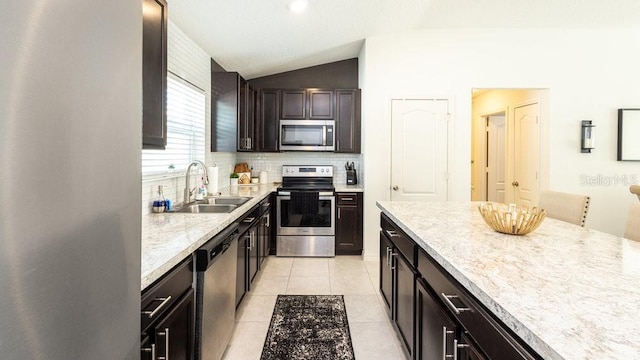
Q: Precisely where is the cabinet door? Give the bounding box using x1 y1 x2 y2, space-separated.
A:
236 234 248 308
308 89 334 119
335 193 363 255
141 336 154 360
379 232 394 313
211 72 241 152
258 210 271 266
457 333 488 360
248 226 259 284
257 89 280 151
142 0 167 149
336 89 361 153
395 253 415 357
281 89 306 119
153 288 194 360
336 205 359 254
237 81 255 151
416 278 458 360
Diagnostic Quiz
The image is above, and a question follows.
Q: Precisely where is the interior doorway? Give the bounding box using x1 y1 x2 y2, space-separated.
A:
471 89 549 206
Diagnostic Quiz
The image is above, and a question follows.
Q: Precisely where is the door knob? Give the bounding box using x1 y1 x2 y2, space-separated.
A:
392 185 399 191
512 181 519 187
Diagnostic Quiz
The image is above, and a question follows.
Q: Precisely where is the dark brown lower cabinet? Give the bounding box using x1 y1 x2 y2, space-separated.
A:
141 258 194 360
336 193 363 255
379 216 415 359
379 232 394 311
395 252 415 356
457 332 488 360
415 278 457 360
236 233 248 308
152 289 194 360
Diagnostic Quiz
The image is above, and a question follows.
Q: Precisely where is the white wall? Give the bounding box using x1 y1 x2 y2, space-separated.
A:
360 28 640 259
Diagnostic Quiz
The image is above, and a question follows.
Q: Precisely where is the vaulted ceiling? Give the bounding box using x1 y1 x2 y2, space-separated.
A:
169 0 640 79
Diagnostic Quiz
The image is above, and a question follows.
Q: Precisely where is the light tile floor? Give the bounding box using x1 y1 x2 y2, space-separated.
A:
222 256 407 360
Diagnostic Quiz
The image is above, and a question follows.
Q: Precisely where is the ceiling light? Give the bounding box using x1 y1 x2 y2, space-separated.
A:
288 0 308 13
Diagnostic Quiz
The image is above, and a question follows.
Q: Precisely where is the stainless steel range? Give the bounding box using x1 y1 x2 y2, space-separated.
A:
276 165 335 257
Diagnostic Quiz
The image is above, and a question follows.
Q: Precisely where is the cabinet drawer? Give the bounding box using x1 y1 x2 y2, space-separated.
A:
337 193 358 205
381 214 415 265
417 249 540 360
141 258 193 333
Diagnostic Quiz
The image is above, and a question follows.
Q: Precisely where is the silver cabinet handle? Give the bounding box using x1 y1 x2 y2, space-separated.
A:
390 251 396 270
265 214 270 227
142 296 172 318
338 208 341 219
157 328 169 360
341 197 354 201
441 293 471 315
386 247 391 268
386 229 400 238
243 217 256 223
442 326 455 360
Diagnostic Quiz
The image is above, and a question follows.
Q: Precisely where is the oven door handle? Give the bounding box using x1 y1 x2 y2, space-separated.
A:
276 196 335 201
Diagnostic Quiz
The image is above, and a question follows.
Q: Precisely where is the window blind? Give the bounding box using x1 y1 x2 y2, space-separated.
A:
142 73 206 175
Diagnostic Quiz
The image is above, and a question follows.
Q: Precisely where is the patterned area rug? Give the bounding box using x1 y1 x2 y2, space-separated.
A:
260 295 355 360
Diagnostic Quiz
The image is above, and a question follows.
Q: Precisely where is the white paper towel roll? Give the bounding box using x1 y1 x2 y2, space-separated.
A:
259 171 268 184
207 166 219 194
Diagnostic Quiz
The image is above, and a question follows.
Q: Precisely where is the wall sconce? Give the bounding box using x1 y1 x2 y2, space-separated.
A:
581 120 595 153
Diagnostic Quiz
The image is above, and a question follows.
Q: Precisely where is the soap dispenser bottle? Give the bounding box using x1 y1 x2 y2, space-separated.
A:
152 185 166 213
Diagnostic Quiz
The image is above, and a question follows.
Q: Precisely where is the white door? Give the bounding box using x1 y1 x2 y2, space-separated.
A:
391 99 449 201
486 115 506 203
512 102 540 207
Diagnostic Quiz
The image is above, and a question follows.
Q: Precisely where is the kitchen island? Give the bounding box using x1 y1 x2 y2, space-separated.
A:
377 201 640 360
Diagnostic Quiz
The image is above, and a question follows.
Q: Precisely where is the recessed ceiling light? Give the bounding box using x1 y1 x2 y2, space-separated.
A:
288 0 308 13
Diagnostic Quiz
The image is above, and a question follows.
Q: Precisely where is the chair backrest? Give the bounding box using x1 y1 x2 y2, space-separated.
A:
624 203 640 241
538 190 590 227
630 185 640 202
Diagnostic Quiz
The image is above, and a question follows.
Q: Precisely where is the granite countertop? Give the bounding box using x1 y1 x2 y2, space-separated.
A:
141 184 277 291
334 184 363 192
377 201 640 360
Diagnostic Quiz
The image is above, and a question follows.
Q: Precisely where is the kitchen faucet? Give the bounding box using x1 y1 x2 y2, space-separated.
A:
183 160 209 205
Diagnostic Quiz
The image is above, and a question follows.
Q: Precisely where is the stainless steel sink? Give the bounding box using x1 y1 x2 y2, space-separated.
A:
203 196 252 206
175 204 238 214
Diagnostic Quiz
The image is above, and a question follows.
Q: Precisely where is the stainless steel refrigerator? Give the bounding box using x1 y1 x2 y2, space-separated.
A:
1 1 141 359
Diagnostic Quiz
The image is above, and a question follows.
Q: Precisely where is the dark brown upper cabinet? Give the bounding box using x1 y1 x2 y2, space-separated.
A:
308 90 334 119
142 0 167 149
281 89 335 120
281 89 306 119
256 89 280 152
335 89 361 153
211 71 254 152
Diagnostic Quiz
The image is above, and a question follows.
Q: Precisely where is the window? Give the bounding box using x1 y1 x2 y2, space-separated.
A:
142 73 206 176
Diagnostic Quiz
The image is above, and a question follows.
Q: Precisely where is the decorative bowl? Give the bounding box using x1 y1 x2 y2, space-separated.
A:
478 203 546 235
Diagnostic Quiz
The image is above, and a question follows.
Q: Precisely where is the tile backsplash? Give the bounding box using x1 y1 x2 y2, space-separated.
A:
237 152 363 185
142 152 363 215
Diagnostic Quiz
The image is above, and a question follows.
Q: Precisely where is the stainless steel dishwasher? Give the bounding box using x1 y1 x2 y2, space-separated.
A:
194 223 239 360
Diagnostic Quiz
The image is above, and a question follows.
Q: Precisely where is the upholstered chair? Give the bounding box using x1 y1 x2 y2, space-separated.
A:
538 191 590 227
624 203 640 241
630 185 640 202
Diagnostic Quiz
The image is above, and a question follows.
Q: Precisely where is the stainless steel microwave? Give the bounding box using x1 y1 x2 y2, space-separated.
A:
279 119 335 151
